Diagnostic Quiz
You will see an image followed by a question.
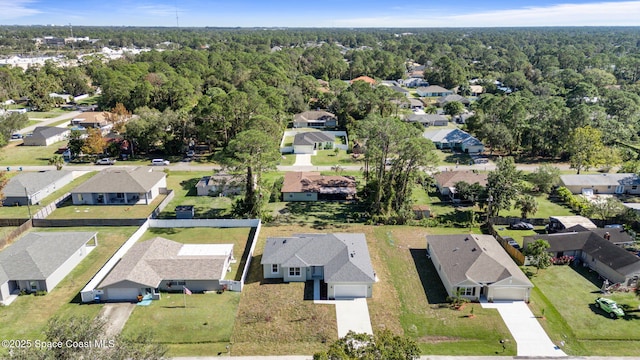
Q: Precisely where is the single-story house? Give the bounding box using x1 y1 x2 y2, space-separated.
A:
98 237 234 301
23 126 70 146
433 170 488 199
560 225 636 247
71 167 167 205
470 85 484 96
261 233 376 299
405 114 448 127
293 131 335 154
423 128 484 153
195 174 243 196
282 171 356 201
560 173 640 195
547 216 597 233
3 170 73 206
400 77 428 88
49 93 72 103
523 231 640 285
436 94 470 107
70 112 113 134
427 234 533 302
416 85 453 97
409 98 424 110
350 76 377 86
293 111 338 129
0 232 98 305
389 86 410 97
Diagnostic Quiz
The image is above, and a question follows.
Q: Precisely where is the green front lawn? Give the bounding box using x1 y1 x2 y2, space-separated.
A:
0 227 136 352
0 140 68 166
529 265 640 355
122 291 240 357
27 109 66 119
311 149 363 166
498 194 575 218
278 154 296 166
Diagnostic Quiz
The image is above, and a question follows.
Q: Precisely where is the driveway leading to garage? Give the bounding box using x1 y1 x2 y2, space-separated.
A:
292 154 312 167
99 303 135 338
334 298 373 337
482 300 566 357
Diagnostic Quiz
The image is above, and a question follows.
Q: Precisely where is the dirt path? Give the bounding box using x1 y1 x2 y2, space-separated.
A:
99 303 135 338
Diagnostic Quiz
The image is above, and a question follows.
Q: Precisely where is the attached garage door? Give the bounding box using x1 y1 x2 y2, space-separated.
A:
491 287 527 301
106 288 139 301
334 285 367 299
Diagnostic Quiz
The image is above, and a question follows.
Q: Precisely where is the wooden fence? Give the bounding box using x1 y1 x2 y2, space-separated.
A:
488 223 527 266
0 220 32 250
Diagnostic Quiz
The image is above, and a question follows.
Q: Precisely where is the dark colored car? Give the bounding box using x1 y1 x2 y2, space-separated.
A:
510 222 534 230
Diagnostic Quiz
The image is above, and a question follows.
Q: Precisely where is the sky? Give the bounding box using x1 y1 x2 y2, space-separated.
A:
1 0 639 27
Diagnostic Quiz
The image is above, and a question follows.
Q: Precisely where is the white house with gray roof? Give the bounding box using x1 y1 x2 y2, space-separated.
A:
293 110 337 128
97 237 234 301
261 233 376 299
0 232 97 305
427 234 533 302
71 167 166 205
3 170 73 206
293 131 335 154
23 126 70 146
560 173 640 195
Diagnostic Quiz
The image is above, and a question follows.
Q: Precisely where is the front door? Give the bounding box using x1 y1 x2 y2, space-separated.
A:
312 266 322 278
615 185 624 194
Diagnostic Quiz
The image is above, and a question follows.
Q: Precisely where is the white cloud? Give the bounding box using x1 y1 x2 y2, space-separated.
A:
332 1 640 27
0 0 41 20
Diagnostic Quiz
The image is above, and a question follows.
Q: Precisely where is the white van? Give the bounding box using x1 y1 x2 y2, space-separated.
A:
151 159 170 166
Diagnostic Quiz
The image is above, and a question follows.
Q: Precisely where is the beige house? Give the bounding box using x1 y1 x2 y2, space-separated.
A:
433 170 488 200
560 173 640 195
23 126 69 146
427 234 533 302
292 111 337 129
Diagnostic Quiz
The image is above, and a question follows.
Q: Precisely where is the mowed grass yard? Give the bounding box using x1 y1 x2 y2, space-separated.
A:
232 224 515 356
528 265 640 356
122 291 241 357
157 171 236 219
0 227 137 355
48 193 167 219
311 149 363 166
0 139 68 166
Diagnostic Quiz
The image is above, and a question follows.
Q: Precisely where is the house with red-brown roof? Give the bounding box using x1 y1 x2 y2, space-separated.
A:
282 172 356 201
349 76 376 86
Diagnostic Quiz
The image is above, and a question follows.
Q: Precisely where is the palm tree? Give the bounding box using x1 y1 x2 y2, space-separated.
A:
48 155 65 170
331 164 344 175
515 194 538 219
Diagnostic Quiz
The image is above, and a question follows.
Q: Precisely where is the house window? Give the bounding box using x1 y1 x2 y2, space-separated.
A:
116 193 124 199
172 280 186 286
271 264 279 273
78 194 83 202
289 267 301 277
288 194 293 198
458 287 474 296
30 281 38 292
306 193 312 197
633 186 638 190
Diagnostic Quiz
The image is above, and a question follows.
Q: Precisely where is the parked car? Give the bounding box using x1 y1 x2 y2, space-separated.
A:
151 159 170 166
510 221 534 230
10 133 22 139
95 158 116 165
186 150 195 157
595 297 625 318
604 224 623 229
504 237 521 250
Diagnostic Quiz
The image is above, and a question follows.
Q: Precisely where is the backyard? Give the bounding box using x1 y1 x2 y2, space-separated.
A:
528 264 640 356
47 193 167 219
0 139 68 166
0 226 137 355
311 149 363 166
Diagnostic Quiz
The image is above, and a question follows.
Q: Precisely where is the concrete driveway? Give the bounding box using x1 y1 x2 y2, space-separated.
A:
334 298 373 338
481 300 566 357
292 154 312 167
99 303 135 337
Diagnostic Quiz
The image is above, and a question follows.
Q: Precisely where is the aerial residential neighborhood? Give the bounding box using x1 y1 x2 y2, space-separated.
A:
1 13 640 360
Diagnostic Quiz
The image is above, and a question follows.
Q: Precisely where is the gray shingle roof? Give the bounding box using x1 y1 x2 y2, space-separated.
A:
293 111 336 124
99 237 230 288
261 233 375 283
30 126 69 140
3 170 72 198
523 231 640 276
406 114 448 123
427 234 532 286
71 167 165 194
293 131 334 146
0 232 96 283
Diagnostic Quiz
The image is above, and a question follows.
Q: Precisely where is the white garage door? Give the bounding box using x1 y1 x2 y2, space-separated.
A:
106 288 139 301
491 287 527 301
334 285 367 299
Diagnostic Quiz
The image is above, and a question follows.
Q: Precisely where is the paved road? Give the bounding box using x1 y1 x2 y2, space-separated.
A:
18 110 82 134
